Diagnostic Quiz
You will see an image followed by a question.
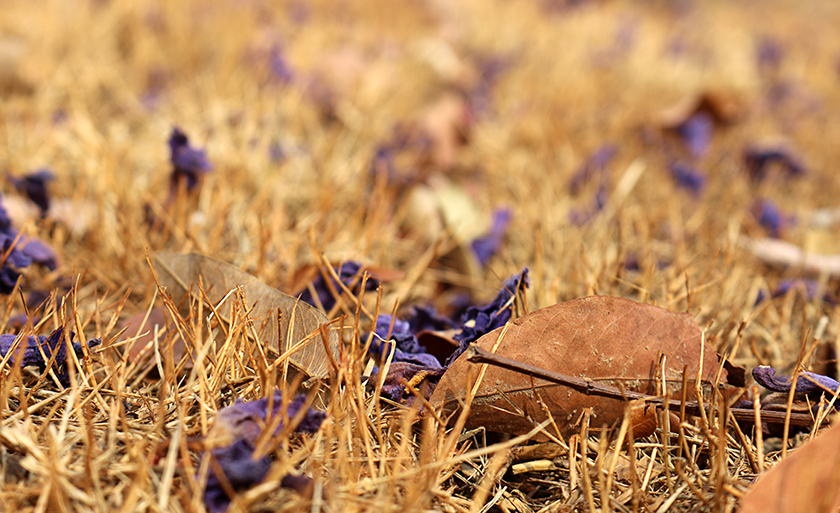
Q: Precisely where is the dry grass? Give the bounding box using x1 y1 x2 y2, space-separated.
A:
1 0 840 511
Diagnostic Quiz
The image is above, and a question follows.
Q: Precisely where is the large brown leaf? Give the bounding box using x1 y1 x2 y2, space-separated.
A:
739 422 840 513
153 252 339 379
430 295 733 437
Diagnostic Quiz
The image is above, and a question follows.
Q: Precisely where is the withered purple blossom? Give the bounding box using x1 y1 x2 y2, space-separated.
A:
0 326 100 386
370 314 442 369
569 144 617 195
445 268 529 366
669 162 706 197
213 391 325 446
744 144 806 182
204 440 271 513
569 187 608 226
371 362 446 404
0 197 58 290
751 198 793 238
752 365 839 396
676 112 714 158
203 392 325 512
10 169 54 215
297 261 379 312
471 207 512 267
406 304 456 333
168 127 213 195
757 278 837 305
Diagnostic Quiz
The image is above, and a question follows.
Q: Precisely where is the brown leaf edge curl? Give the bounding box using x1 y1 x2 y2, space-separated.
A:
430 295 743 439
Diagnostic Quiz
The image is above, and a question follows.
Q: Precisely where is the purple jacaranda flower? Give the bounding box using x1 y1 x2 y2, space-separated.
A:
755 279 837 306
0 326 100 386
622 253 670 272
20 239 57 271
10 169 53 215
0 196 58 280
369 126 426 186
268 141 286 164
744 143 806 182
371 361 445 404
445 269 529 366
370 315 442 369
669 162 706 197
774 279 836 305
212 392 325 447
471 207 512 267
0 236 32 294
752 365 839 396
569 187 608 226
756 37 784 72
469 55 512 118
168 127 213 195
204 439 271 513
751 198 793 238
203 391 325 512
297 261 379 312
569 144 618 195
676 112 714 158
268 45 294 84
406 305 456 334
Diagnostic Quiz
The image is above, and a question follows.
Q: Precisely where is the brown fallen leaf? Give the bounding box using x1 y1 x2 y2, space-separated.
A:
655 90 743 128
122 307 186 368
430 295 736 438
153 252 339 379
739 422 840 513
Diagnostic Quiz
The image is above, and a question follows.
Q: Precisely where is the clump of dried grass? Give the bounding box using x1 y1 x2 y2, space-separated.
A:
1 0 840 510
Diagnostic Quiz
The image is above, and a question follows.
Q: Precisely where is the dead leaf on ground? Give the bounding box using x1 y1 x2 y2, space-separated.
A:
430 295 736 438
153 252 339 379
121 307 185 369
739 421 840 513
655 91 743 128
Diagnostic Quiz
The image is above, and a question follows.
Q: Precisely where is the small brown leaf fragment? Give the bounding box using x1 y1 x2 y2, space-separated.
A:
739 422 840 513
153 252 339 379
121 307 186 368
430 295 734 438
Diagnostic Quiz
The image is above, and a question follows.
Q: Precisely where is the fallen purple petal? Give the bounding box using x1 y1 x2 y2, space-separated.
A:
569 188 608 226
471 207 512 266
744 143 806 182
669 162 706 197
752 365 840 396
0 326 100 386
203 392 325 512
445 268 529 366
756 37 784 72
676 112 714 158
10 169 53 215
204 439 271 513
297 261 379 311
168 127 213 197
569 144 618 195
406 305 457 333
371 361 446 404
751 199 793 238
213 391 325 446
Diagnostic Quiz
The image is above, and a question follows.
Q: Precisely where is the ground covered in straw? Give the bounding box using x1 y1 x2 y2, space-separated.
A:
1 0 840 511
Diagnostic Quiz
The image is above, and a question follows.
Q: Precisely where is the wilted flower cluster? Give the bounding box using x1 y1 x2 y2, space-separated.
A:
0 326 100 386
0 198 57 294
297 261 379 311
203 392 325 513
368 268 530 403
